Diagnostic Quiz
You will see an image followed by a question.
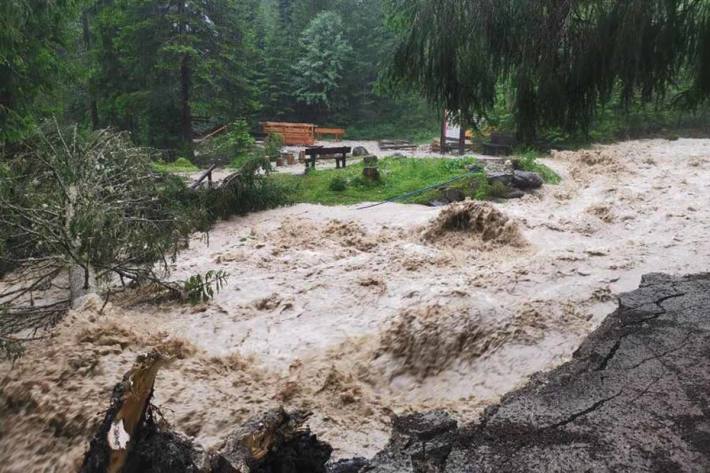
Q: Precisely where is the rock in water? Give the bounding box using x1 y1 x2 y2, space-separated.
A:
512 170 543 189
443 188 466 203
487 170 543 190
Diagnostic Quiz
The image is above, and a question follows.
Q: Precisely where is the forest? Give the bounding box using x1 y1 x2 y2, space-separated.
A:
3 0 710 156
1 0 440 155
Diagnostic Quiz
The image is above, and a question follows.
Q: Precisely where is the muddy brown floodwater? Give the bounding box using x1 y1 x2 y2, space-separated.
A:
1 139 710 472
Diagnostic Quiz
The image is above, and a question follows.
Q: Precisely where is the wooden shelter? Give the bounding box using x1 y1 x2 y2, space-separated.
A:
261 122 316 146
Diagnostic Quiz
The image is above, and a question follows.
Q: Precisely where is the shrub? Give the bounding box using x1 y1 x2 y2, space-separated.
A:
489 180 510 198
328 175 348 192
264 133 284 160
196 119 255 165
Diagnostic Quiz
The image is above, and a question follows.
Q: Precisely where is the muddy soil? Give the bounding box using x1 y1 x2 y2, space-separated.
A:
1 138 709 472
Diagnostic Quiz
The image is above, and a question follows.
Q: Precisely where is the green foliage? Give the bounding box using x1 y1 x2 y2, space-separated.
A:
0 0 78 144
515 149 561 184
198 119 256 166
328 175 348 192
0 125 201 280
263 133 284 159
153 157 199 173
272 156 480 205
293 11 353 112
387 0 710 143
183 270 229 304
470 174 491 200
87 0 262 151
202 154 287 221
488 181 509 199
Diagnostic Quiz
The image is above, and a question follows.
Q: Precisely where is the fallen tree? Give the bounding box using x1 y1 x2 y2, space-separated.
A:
0 123 226 350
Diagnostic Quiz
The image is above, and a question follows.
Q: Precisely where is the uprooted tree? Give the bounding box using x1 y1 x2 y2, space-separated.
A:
0 124 227 355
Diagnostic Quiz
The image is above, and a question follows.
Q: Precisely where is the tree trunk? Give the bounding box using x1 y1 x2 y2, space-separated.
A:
180 54 194 158
65 185 96 307
69 264 96 308
458 116 466 155
81 12 100 130
440 109 448 155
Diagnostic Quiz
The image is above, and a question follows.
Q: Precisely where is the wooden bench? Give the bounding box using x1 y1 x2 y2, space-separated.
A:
304 146 352 170
315 127 346 141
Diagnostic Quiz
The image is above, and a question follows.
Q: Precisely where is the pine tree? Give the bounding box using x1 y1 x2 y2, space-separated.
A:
293 11 353 119
387 0 710 142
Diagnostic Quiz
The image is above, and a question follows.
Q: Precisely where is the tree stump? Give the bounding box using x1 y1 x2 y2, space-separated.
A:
363 167 380 181
80 352 170 473
362 155 378 166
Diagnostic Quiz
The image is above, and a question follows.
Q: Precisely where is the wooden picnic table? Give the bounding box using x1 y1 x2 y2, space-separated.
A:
304 146 352 170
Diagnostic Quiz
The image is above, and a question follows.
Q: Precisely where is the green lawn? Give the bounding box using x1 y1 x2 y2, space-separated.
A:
152 157 199 173
271 156 484 206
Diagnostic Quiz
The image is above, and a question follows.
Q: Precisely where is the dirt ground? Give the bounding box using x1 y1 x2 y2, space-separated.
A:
1 139 709 472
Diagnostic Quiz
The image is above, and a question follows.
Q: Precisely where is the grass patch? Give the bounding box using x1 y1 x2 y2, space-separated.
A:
153 157 199 173
272 156 482 206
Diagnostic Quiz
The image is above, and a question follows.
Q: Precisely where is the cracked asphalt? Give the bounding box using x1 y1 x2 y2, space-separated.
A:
341 273 710 473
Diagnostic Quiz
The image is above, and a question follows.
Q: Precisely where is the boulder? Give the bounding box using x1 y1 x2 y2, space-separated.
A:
486 171 514 188
443 188 466 203
352 146 369 157
363 411 457 473
505 189 525 199
487 171 543 190
512 170 543 189
327 458 369 473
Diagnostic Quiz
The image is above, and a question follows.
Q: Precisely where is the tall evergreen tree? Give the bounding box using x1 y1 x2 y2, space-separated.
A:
0 0 78 145
386 0 710 142
90 0 260 154
293 11 353 119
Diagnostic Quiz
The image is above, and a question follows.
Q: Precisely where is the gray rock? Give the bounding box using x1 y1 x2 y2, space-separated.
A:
505 189 525 199
365 411 457 473
444 188 466 203
512 170 543 189
486 172 514 187
487 171 543 190
327 458 368 473
352 146 369 157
